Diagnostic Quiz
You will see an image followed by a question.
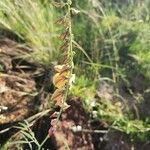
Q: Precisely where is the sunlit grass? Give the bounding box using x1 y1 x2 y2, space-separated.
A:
0 0 60 66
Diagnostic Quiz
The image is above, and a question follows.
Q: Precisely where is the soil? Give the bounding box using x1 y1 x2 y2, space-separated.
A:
25 97 95 150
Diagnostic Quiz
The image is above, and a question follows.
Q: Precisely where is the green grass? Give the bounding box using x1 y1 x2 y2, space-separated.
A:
70 0 150 141
73 0 150 80
0 0 60 66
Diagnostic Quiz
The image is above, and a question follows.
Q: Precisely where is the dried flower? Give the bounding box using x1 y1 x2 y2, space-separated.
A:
49 0 74 135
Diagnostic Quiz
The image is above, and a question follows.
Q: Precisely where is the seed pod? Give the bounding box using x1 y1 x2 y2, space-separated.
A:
54 64 70 73
59 28 69 40
51 89 64 103
53 73 69 89
55 16 67 25
62 56 70 64
60 40 69 52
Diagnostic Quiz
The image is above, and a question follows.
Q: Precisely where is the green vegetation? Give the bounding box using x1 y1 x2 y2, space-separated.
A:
0 0 60 66
71 0 150 141
0 0 150 149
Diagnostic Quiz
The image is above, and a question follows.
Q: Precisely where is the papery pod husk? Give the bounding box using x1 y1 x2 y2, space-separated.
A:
59 40 69 51
60 51 70 63
51 88 70 109
53 73 69 89
51 89 64 103
54 64 70 73
62 56 70 64
59 28 69 40
59 69 70 77
55 16 69 27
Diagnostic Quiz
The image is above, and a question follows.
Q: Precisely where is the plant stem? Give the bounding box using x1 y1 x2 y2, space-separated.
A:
55 0 73 124
38 1 73 148
38 134 49 150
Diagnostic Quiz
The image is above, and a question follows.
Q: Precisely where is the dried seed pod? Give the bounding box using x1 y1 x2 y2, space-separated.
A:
61 56 70 64
48 127 56 137
49 0 73 134
55 16 69 28
60 51 71 63
55 17 63 24
51 89 64 103
53 73 69 89
54 64 70 73
59 40 69 51
59 28 69 40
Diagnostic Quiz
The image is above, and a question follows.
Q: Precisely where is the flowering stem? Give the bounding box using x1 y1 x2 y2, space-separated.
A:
55 0 73 124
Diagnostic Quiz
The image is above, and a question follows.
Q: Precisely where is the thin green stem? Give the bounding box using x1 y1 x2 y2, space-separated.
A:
38 134 49 150
68 0 73 68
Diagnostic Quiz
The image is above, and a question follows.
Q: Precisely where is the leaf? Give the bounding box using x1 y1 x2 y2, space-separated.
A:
55 16 67 25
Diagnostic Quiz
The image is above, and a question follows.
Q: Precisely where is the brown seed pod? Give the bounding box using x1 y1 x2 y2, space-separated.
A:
51 89 64 103
62 56 70 64
54 64 70 73
55 16 69 27
53 73 69 89
59 28 69 40
59 39 69 51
